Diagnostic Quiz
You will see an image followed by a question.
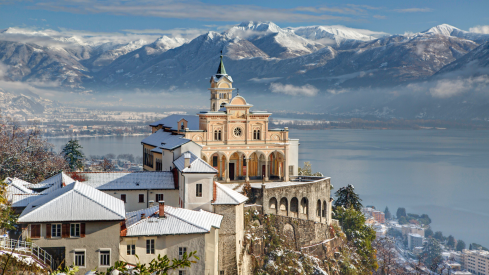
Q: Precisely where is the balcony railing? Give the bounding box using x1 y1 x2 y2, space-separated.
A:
0 236 52 269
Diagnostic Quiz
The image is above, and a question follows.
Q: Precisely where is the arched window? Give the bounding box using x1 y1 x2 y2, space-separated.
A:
253 130 261 140
322 201 327 218
213 103 216 111
214 130 222 141
180 123 185 130
301 198 308 215
317 200 321 217
269 197 277 210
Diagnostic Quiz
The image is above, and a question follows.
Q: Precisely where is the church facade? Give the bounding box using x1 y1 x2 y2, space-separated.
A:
143 55 299 182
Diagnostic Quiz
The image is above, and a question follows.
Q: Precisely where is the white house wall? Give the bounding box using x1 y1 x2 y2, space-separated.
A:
184 174 214 212
102 190 179 212
120 233 214 275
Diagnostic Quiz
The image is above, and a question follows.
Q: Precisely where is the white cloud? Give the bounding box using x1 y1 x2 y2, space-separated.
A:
469 25 489 34
429 76 489 98
30 0 353 23
270 83 318 97
393 8 433 13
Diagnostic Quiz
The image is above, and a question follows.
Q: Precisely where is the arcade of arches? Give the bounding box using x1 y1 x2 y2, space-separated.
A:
202 151 286 182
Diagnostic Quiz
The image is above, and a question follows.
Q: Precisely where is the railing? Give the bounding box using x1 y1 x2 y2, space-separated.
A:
0 237 52 268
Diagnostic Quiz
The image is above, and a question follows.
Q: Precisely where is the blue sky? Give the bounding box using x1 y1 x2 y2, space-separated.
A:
1 0 489 37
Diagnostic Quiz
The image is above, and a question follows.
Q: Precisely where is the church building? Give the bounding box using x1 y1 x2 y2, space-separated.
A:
142 55 299 183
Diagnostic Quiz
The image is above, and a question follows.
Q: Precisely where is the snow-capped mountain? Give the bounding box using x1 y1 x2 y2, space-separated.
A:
0 88 60 116
290 25 388 47
421 24 489 44
225 22 325 58
2 21 489 119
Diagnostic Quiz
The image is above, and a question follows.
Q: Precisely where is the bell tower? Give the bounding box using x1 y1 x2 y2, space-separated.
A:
209 54 234 111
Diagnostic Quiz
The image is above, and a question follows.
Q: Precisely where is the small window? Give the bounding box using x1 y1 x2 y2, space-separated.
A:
196 184 202 197
127 244 135 255
121 194 126 203
212 156 218 167
74 251 85 267
220 271 224 275
242 156 246 166
146 239 155 254
99 250 110 267
156 194 164 202
179 271 186 275
52 224 61 238
179 247 187 259
70 223 80 237
181 123 184 130
139 194 145 203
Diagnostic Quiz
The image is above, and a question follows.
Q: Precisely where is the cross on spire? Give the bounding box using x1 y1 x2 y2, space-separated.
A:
216 51 226 75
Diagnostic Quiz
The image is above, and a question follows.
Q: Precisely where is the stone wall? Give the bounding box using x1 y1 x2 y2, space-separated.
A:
213 204 238 275
260 177 333 225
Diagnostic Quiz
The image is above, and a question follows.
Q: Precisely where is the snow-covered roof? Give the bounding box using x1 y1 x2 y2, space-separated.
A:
25 172 75 190
11 194 44 208
80 172 176 190
18 182 125 223
213 182 248 205
149 114 199 130
173 151 217 174
124 205 222 236
212 74 233 83
141 129 191 151
6 178 34 196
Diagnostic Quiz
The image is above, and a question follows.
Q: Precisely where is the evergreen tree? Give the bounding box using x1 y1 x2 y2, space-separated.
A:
422 238 443 271
434 231 444 242
396 207 407 218
469 243 473 250
456 240 466 251
334 184 362 211
447 235 456 249
425 228 434 238
384 207 392 220
334 206 377 271
62 139 85 171
398 216 408 225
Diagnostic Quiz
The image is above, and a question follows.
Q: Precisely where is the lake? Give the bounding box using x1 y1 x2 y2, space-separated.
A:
49 129 489 247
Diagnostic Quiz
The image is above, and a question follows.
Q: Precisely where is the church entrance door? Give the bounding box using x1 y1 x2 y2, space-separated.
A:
229 163 235 180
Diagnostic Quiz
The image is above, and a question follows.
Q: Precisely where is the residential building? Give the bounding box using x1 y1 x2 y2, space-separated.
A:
402 224 425 237
120 202 222 275
462 249 489 275
408 233 424 250
17 182 125 272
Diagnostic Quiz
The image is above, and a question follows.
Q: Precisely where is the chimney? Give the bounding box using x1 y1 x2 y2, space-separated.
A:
159 201 165 218
184 153 191 168
149 200 155 208
141 213 146 219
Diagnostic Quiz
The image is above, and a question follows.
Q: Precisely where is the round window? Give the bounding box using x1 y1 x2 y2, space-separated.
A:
233 127 242 137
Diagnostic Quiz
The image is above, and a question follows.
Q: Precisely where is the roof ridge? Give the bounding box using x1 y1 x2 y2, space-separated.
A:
73 185 125 219
166 207 210 232
20 184 76 221
215 182 240 204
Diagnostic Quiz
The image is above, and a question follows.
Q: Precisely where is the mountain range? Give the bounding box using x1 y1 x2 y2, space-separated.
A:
1 22 489 120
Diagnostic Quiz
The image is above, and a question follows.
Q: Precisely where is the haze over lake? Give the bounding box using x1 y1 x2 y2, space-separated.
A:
49 129 489 247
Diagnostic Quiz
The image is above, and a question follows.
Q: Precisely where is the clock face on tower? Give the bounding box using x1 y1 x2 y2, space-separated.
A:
233 127 243 137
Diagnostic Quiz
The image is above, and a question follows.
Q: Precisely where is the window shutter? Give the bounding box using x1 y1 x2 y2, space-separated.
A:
62 223 69 238
80 223 86 238
46 224 51 239
31 224 40 239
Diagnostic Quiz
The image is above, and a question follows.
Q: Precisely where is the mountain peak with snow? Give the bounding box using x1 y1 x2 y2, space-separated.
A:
422 24 463 36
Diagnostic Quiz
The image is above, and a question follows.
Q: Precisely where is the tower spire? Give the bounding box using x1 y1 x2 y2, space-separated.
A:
216 51 227 75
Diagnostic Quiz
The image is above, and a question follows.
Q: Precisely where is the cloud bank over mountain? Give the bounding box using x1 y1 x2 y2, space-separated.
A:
1 21 489 120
